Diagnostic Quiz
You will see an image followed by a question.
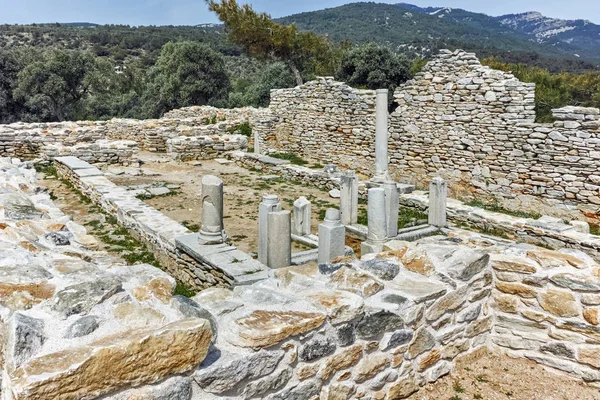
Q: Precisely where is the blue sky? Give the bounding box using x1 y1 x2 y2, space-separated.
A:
0 0 598 25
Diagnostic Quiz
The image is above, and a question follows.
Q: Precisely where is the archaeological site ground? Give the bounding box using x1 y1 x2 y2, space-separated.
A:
4 50 600 400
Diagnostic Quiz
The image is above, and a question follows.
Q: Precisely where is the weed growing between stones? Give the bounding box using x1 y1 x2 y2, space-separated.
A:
135 190 179 201
269 153 309 166
464 199 541 220
590 225 600 236
398 207 428 228
227 121 253 137
182 220 200 231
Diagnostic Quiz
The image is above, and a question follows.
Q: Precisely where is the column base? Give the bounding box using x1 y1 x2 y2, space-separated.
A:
197 230 228 245
361 241 384 256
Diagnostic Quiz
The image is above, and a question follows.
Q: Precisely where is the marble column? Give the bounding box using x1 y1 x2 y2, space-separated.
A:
373 89 391 183
258 194 281 264
267 210 292 268
428 177 447 228
383 180 399 238
293 196 312 236
340 170 358 225
198 175 227 245
318 209 346 264
254 130 260 154
361 187 387 255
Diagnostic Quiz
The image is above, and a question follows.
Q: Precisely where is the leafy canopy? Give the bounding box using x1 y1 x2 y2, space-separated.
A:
207 0 334 84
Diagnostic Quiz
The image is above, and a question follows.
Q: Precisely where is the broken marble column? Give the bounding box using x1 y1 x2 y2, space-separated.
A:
428 177 447 228
383 180 399 238
318 209 346 264
198 175 227 245
254 131 260 154
361 188 387 255
267 210 292 268
340 170 358 225
258 194 282 264
293 196 312 236
373 89 391 183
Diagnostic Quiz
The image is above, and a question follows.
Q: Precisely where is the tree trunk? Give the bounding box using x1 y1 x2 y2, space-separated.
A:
288 61 303 86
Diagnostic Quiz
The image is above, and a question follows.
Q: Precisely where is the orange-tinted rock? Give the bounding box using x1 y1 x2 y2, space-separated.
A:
6 319 212 400
418 349 441 371
0 282 56 311
584 308 599 325
491 254 538 273
539 289 579 317
388 376 419 399
495 282 537 298
493 293 519 313
329 267 384 297
234 310 326 349
320 345 363 380
353 353 389 383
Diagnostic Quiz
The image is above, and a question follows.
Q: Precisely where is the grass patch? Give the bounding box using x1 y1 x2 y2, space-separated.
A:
174 282 196 298
269 153 309 166
182 220 200 231
227 121 252 137
309 163 324 169
453 382 465 393
398 207 428 229
465 199 541 219
590 225 600 236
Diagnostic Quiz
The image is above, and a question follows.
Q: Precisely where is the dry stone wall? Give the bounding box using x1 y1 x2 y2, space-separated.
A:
261 77 377 173
258 50 600 222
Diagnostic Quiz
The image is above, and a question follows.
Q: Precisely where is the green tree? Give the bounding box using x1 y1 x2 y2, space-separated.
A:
336 43 411 106
228 62 295 107
207 0 334 85
144 41 230 117
14 49 101 121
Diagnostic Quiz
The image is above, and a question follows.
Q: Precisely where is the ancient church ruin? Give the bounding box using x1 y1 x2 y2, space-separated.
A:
2 49 600 399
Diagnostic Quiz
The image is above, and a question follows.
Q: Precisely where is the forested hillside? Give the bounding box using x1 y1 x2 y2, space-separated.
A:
0 1 599 124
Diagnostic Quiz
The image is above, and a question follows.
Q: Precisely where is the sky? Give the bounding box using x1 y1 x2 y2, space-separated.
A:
0 0 598 26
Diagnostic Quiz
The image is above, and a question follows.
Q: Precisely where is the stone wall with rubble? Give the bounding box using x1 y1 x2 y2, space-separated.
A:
167 135 248 161
52 157 234 291
260 77 378 173
485 235 600 382
391 50 600 221
0 109 260 162
256 51 600 222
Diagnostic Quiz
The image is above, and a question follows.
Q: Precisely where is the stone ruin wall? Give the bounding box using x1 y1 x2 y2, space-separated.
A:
260 50 600 222
259 77 377 173
0 106 266 164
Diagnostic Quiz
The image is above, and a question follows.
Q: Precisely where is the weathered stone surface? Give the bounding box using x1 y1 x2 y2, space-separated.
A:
64 315 100 339
320 345 363 380
425 285 468 321
491 254 538 274
446 251 489 281
299 335 336 362
243 367 293 399
306 290 364 325
194 349 284 393
425 360 451 382
106 376 191 400
336 324 356 347
550 273 600 292
584 308 599 325
539 289 579 317
112 264 175 304
418 349 441 371
329 267 384 297
6 313 46 369
353 353 389 383
466 316 493 337
388 376 419 399
356 311 404 339
578 346 600 369
8 318 212 400
268 379 321 400
457 303 481 323
171 295 218 344
528 249 587 270
495 281 537 298
44 232 70 246
52 276 122 318
407 327 436 359
540 342 576 359
360 259 400 281
232 309 326 349
321 383 356 400
381 329 414 351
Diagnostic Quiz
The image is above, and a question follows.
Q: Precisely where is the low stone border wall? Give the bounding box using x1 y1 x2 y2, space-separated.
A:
167 135 248 161
43 139 138 166
401 191 600 261
54 156 234 291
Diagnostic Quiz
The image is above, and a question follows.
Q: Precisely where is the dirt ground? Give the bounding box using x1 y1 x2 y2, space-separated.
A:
106 153 361 255
409 349 600 400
